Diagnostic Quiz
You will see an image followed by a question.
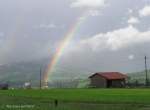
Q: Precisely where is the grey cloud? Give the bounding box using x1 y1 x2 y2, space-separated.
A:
0 32 4 37
0 0 149 73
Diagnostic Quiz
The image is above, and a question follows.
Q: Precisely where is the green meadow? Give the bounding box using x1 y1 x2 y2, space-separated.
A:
0 89 150 110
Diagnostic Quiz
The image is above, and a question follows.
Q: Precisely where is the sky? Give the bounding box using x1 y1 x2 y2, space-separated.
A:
0 0 150 73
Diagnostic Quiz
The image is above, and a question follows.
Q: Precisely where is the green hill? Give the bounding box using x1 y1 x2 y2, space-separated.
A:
0 60 149 87
0 61 90 87
127 70 150 84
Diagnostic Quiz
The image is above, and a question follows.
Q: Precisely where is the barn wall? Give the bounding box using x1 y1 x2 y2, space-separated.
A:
111 79 125 88
90 75 106 88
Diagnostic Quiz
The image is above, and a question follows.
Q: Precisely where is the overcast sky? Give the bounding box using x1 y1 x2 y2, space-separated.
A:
0 0 150 73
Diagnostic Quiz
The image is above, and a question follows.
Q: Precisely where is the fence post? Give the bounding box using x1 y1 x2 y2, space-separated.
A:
54 99 58 107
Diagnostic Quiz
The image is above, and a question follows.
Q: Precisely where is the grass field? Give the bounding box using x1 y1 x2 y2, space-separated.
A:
0 89 150 110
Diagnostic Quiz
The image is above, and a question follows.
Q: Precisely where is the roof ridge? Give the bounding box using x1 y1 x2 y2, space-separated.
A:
89 72 128 80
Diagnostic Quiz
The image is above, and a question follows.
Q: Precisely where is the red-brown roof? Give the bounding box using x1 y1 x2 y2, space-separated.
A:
89 72 128 80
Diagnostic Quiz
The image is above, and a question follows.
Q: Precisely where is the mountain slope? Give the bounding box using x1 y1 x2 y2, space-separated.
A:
128 70 150 84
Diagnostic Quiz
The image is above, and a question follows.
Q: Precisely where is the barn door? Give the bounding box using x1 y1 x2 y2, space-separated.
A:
107 80 112 88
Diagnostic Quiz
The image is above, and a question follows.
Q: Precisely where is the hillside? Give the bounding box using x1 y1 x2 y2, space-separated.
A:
0 61 91 87
0 60 149 87
128 70 150 84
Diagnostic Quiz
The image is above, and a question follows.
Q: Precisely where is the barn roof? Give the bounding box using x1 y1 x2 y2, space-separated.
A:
89 72 128 80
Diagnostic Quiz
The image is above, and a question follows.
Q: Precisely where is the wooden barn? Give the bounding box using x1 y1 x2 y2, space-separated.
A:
89 72 128 88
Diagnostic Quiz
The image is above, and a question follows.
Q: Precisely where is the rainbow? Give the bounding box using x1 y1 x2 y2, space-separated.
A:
43 16 87 84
